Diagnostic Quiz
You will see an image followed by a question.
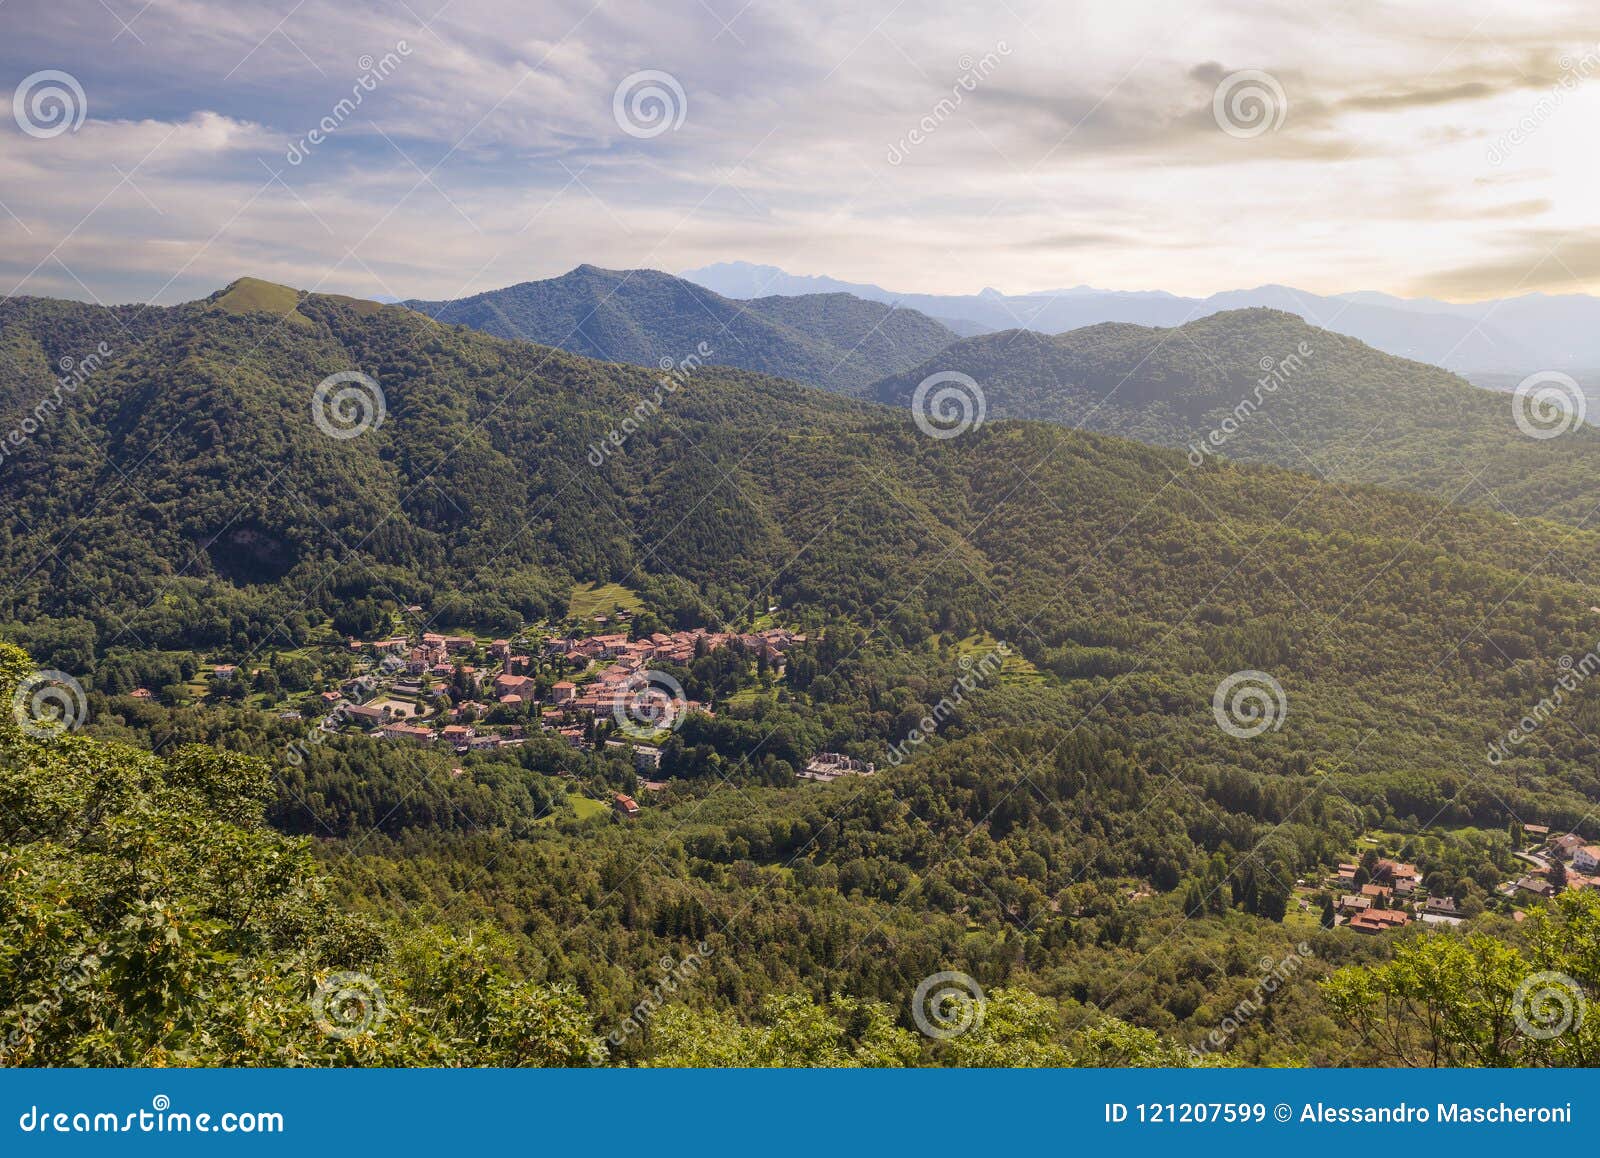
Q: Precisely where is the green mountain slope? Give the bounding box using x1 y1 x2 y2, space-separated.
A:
8 280 1600 1065
403 265 958 392
869 309 1600 525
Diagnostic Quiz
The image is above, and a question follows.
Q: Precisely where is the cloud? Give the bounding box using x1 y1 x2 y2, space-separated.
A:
2 0 1599 302
1410 232 1600 298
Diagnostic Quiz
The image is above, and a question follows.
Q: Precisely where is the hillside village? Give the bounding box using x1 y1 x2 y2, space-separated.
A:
290 619 812 759
1314 822 1600 936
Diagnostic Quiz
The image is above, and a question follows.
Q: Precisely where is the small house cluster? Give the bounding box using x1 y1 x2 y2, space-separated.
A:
798 753 876 783
1329 859 1425 934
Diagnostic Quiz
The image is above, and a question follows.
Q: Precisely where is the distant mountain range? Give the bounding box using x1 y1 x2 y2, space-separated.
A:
682 260 1600 377
403 265 957 393
867 309 1600 527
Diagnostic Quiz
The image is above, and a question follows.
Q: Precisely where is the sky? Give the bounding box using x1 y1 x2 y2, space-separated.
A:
2 0 1599 305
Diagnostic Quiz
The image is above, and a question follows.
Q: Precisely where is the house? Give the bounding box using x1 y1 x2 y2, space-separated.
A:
380 722 433 745
212 664 237 681
1374 859 1421 888
440 724 474 747
1524 823 1551 837
1360 883 1392 900
612 793 640 818
493 674 535 699
551 680 576 704
1515 875 1556 899
1573 845 1600 874
604 740 664 771
1348 909 1410 934
1424 896 1460 917
341 703 390 727
130 687 152 699
1338 894 1372 915
1551 833 1585 860
799 753 877 783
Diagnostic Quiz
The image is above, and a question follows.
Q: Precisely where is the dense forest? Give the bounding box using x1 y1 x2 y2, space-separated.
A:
870 309 1600 526
5 280 1600 1066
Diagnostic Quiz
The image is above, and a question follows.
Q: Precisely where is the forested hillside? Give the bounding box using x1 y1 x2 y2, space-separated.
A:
871 309 1600 526
6 280 1600 1065
403 265 958 392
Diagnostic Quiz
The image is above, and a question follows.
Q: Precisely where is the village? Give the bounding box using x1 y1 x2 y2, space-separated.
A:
1318 822 1600 935
317 617 810 758
126 600 887 821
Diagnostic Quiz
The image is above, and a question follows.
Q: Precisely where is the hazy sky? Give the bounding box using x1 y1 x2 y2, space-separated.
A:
3 0 1598 304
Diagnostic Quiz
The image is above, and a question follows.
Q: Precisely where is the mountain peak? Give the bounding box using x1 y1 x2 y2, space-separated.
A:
207 278 313 327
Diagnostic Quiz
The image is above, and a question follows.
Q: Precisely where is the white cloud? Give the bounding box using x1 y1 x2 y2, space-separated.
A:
2 0 1598 303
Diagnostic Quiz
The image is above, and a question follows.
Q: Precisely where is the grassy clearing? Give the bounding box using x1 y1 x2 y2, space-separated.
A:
568 581 643 621
954 633 1047 685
